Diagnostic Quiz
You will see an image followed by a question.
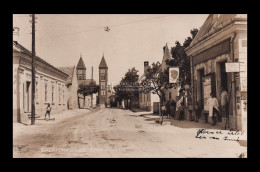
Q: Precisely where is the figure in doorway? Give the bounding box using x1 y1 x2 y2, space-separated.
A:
207 93 219 126
170 100 176 118
221 87 229 120
179 89 185 121
194 101 200 122
166 100 171 119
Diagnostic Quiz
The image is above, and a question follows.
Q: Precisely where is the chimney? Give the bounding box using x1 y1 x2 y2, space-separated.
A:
144 61 149 73
13 27 20 42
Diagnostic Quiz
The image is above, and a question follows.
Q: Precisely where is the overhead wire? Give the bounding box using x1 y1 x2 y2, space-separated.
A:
37 15 171 40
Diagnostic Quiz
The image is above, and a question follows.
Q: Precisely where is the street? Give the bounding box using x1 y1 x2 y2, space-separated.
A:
13 108 247 158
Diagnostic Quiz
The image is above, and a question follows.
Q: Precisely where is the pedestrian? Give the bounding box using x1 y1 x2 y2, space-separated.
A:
45 103 51 119
207 93 219 126
194 101 200 122
170 100 176 118
166 100 171 119
161 103 166 117
179 89 185 121
221 87 229 119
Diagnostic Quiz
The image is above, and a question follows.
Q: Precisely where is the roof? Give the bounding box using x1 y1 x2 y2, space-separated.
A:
57 66 75 84
99 56 108 68
188 14 247 48
78 79 96 85
13 41 69 77
76 57 86 69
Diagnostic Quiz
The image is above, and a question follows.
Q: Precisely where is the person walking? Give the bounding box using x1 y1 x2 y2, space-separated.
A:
178 89 185 121
160 102 166 123
45 103 51 119
221 87 229 119
207 93 219 126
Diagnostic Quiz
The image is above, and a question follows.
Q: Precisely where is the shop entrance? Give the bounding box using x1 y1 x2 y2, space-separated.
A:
219 61 228 91
197 68 204 116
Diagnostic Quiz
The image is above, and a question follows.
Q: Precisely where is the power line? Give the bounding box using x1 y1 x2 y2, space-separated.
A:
37 15 171 40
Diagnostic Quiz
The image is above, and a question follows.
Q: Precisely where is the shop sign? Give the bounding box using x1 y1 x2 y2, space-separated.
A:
193 39 230 66
225 63 240 72
240 77 247 91
241 91 247 100
169 67 179 83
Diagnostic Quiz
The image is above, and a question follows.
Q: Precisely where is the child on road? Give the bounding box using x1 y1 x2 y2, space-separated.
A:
45 103 51 119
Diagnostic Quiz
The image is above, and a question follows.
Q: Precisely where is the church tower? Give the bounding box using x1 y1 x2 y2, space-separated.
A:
98 54 108 107
76 55 86 81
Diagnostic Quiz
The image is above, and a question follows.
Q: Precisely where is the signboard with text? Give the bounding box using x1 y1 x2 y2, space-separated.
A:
225 63 240 72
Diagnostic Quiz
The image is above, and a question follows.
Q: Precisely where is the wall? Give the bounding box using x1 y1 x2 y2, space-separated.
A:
67 68 78 109
13 52 67 123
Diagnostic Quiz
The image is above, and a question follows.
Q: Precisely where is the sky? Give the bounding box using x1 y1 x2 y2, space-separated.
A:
13 14 208 87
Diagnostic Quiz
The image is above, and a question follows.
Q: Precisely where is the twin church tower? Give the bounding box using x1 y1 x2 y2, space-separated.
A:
76 54 109 107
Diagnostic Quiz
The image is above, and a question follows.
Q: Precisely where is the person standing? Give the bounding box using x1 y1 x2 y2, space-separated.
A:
45 103 51 119
221 87 229 119
166 100 171 119
207 93 219 126
179 89 185 121
170 100 176 118
194 101 200 122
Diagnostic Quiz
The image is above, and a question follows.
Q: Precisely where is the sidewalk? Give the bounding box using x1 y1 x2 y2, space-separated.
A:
15 108 92 126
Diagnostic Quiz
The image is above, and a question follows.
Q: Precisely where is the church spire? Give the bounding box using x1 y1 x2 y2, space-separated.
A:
99 53 108 69
76 54 86 69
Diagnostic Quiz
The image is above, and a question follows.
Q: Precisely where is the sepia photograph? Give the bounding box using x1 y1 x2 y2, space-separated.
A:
12 14 247 158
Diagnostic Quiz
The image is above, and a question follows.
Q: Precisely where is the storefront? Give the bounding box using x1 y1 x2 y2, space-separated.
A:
186 14 247 131
13 41 68 123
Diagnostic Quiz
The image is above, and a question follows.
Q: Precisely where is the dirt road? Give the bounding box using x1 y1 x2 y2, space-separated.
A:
13 108 246 158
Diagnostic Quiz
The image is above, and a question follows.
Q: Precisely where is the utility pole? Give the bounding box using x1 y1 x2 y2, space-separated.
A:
91 66 93 108
31 14 36 125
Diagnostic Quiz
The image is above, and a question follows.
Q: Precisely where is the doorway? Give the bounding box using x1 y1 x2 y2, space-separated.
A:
219 61 228 91
24 81 31 112
197 68 205 113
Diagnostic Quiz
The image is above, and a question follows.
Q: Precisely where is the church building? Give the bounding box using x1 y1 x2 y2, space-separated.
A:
98 55 108 107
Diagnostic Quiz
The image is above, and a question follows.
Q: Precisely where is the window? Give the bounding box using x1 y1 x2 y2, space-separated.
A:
100 69 105 74
52 85 54 103
101 90 106 96
169 92 172 100
101 75 106 80
63 90 65 104
58 87 61 104
101 82 105 89
45 84 48 102
35 82 38 104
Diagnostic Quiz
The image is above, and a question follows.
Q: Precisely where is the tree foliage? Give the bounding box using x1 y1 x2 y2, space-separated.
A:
78 81 100 97
142 62 175 103
114 68 139 106
167 28 199 88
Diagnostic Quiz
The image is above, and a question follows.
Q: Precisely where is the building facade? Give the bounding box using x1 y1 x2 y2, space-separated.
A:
13 41 68 123
161 44 179 103
138 61 153 111
57 66 78 110
59 56 97 109
186 14 247 131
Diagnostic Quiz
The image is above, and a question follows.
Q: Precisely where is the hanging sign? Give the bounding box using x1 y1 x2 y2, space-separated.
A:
225 63 240 72
169 67 179 83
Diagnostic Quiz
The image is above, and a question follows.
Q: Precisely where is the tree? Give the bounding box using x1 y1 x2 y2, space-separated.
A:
142 62 175 104
114 67 139 109
77 81 100 108
167 28 199 88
